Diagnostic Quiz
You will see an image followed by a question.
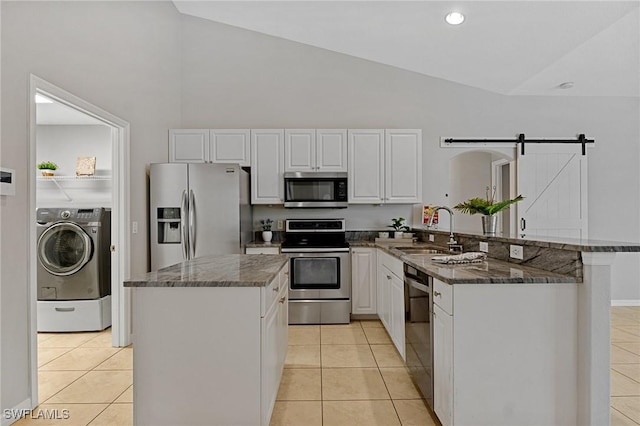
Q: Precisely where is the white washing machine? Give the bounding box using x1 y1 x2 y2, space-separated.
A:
36 207 111 332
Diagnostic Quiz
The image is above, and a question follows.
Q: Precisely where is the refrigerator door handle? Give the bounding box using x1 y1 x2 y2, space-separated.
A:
181 190 189 260
189 189 196 259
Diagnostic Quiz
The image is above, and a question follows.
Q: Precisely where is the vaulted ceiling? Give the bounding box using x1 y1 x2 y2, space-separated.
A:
173 0 640 97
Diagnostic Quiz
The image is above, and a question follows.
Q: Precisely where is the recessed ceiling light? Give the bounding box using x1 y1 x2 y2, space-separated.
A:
445 12 465 25
35 94 53 104
558 82 575 89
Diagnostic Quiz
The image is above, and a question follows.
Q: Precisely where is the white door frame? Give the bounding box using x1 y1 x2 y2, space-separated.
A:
28 75 131 406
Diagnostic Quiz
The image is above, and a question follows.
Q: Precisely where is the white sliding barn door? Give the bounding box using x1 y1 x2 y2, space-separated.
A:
517 144 588 239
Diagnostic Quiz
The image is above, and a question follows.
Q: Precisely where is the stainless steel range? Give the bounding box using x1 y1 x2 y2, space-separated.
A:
281 219 351 324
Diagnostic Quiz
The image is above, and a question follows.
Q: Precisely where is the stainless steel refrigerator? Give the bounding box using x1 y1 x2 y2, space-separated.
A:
150 163 252 270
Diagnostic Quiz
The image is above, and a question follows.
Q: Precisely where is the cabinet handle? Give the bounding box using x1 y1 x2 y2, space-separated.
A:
434 290 442 297
273 286 279 292
386 275 392 280
433 310 436 318
279 296 286 304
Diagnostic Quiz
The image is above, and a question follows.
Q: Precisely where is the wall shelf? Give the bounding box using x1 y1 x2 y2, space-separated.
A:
37 175 111 181
37 175 112 202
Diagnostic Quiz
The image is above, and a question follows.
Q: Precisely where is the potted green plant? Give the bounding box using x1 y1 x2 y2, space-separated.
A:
388 217 409 239
37 161 58 177
453 186 524 235
260 219 273 243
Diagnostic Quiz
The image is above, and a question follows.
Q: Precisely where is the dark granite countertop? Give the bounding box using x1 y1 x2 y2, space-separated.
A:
418 229 640 253
124 254 289 288
245 241 282 248
364 242 577 285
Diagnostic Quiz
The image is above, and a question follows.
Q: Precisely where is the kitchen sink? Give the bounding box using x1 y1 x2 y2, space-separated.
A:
394 246 447 255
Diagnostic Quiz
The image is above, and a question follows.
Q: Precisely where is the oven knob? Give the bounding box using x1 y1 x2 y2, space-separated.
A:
61 210 71 219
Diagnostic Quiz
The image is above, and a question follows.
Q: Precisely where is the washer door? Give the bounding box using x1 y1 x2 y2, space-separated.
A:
38 222 94 276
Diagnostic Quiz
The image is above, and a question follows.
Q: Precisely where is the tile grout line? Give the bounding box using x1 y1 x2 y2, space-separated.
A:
610 406 640 425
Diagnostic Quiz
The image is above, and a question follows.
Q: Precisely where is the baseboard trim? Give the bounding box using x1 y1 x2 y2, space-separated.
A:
611 300 640 307
1 397 32 426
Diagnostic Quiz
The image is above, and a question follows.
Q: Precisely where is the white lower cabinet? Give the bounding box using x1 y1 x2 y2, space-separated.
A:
431 278 579 426
433 303 453 426
351 247 377 315
261 269 288 425
132 264 289 426
376 249 405 360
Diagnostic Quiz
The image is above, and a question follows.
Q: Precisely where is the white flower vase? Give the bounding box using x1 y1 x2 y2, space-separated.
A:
262 231 273 243
394 231 404 239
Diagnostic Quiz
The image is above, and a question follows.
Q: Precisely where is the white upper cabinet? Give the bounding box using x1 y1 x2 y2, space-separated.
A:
348 129 422 204
169 129 209 163
348 129 385 203
170 129 250 166
385 129 422 203
210 129 250 167
316 129 348 172
285 129 347 172
284 129 316 172
251 129 285 204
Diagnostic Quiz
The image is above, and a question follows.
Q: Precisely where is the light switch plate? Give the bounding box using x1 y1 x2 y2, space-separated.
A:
277 220 284 230
479 241 489 252
510 244 524 260
429 234 435 242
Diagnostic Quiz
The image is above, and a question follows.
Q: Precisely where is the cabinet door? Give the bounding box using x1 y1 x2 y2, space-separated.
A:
351 248 377 315
316 129 347 172
390 272 406 360
210 129 250 167
285 129 315 172
251 130 284 204
169 129 209 163
261 299 280 426
348 129 384 203
376 256 390 330
433 304 453 426
384 129 422 203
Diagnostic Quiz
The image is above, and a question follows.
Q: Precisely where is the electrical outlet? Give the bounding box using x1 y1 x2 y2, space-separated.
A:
276 220 284 230
132 221 138 234
428 234 435 242
479 241 489 253
510 244 524 260
510 268 524 279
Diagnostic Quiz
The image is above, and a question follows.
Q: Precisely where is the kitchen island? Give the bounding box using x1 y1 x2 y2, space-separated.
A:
371 232 640 426
124 254 289 426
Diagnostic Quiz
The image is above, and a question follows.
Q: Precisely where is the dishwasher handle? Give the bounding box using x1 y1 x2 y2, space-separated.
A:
405 276 429 293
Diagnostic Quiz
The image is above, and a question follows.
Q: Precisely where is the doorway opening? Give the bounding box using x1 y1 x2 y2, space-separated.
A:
28 75 131 407
448 150 516 235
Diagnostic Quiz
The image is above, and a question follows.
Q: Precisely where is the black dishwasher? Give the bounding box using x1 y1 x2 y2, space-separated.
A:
404 264 433 410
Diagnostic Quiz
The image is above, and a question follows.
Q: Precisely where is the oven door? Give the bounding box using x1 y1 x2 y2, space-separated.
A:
285 250 351 300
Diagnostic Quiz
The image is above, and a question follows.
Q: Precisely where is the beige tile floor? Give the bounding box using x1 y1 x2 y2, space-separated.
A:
611 306 640 425
15 327 132 426
14 307 640 425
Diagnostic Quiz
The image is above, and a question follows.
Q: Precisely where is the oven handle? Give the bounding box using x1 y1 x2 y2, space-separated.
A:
281 247 350 253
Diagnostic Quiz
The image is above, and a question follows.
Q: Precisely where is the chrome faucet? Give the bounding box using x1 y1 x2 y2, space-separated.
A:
427 206 463 253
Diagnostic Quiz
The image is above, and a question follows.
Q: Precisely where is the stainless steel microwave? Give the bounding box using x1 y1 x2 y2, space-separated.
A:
284 172 348 208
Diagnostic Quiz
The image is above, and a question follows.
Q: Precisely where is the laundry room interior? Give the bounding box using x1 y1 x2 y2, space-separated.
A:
35 95 114 336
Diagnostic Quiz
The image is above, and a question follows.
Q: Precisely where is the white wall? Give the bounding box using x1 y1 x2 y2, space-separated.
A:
1 0 182 413
449 151 494 233
179 15 640 303
36 125 113 208
36 125 112 176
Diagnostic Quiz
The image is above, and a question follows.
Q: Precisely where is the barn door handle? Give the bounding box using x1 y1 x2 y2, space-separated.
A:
520 218 526 231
